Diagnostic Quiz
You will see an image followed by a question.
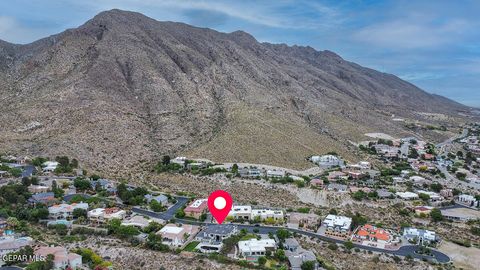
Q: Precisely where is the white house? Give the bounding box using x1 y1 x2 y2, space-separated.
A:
403 227 437 245
87 207 126 223
49 202 89 220
396 192 419 200
157 223 200 247
311 155 342 168
43 161 59 172
238 238 276 260
228 205 253 220
266 170 285 178
322 215 352 237
251 209 284 221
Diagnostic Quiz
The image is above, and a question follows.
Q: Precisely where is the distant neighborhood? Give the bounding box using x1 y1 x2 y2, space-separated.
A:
1 123 480 269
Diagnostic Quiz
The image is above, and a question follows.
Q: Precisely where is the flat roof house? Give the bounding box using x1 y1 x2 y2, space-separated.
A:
322 215 352 238
42 161 59 172
28 185 50 194
403 227 437 245
266 170 285 178
228 205 252 220
238 238 276 261
396 192 419 200
251 208 284 222
157 223 200 247
184 199 208 219
441 207 480 222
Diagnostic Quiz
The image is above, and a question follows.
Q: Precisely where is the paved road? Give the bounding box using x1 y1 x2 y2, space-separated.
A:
133 206 451 263
132 196 189 220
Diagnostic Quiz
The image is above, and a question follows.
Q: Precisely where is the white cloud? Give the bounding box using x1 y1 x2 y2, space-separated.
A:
0 16 52 44
353 18 472 49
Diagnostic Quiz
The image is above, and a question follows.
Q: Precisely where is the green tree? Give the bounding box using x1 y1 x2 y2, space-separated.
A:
257 256 267 266
430 208 443 222
232 164 239 174
73 208 87 218
276 229 290 241
344 241 354 250
301 261 316 270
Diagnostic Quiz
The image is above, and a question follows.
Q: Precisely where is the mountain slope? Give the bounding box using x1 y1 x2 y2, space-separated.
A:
0 9 471 176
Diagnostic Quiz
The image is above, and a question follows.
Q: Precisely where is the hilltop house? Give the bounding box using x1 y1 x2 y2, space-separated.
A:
42 161 59 172
311 155 343 168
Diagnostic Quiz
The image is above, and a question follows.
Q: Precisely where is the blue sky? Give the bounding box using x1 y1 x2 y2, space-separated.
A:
1 0 479 107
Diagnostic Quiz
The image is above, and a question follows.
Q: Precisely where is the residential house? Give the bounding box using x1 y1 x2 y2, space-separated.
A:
28 192 56 205
327 171 347 181
414 206 434 216
157 223 199 247
239 168 262 178
396 192 419 200
228 205 252 221
48 203 89 220
171 157 187 166
403 227 437 245
376 189 393 199
144 194 168 205
417 190 442 202
184 199 208 219
456 194 479 207
251 209 284 222
441 207 480 222
87 207 126 224
195 225 237 253
28 185 50 194
266 170 285 178
287 213 320 231
440 189 453 199
327 183 348 192
322 215 352 238
284 238 319 270
311 155 343 168
42 161 59 172
309 178 324 188
353 224 393 245
0 237 33 257
34 246 82 270
121 215 155 229
238 238 276 261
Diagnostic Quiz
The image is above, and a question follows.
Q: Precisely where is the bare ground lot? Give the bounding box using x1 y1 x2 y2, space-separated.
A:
438 241 480 270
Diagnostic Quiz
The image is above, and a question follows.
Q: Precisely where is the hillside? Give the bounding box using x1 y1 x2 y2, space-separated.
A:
0 9 473 176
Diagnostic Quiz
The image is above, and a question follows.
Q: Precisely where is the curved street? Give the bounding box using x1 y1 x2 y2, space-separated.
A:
131 198 451 264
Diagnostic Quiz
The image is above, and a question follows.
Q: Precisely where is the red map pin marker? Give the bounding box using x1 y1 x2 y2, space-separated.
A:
208 190 233 224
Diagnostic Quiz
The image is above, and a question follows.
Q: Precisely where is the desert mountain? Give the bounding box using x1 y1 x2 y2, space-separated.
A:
0 9 472 176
